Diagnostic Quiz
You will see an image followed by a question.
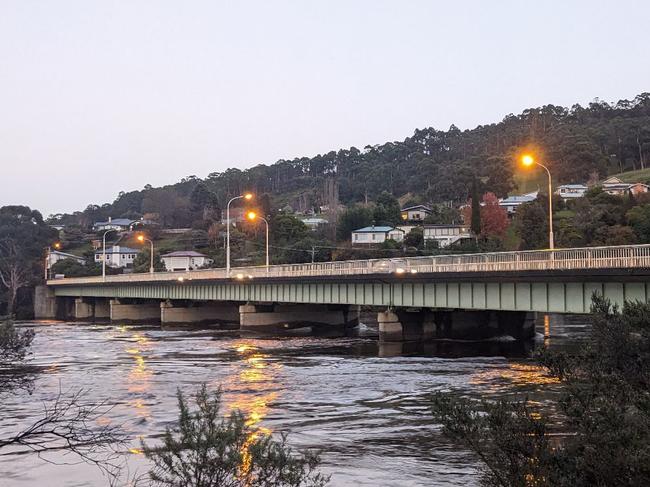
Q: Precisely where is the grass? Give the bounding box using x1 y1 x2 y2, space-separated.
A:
608 167 650 184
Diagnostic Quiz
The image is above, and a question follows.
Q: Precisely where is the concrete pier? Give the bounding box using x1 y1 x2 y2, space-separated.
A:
94 299 110 321
110 299 160 323
34 285 58 319
74 298 94 321
240 303 359 331
378 309 535 342
160 301 239 327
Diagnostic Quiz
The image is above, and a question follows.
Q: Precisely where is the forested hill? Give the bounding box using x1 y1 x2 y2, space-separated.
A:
49 93 650 228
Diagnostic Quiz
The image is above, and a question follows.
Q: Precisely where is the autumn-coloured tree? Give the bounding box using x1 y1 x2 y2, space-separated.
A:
480 192 509 238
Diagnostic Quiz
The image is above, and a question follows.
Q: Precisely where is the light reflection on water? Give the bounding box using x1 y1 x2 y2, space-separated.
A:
0 314 589 486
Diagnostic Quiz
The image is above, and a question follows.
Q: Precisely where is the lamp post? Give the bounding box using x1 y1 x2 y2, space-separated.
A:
521 154 554 250
101 229 116 282
246 211 269 273
137 234 155 274
44 242 61 280
226 193 253 276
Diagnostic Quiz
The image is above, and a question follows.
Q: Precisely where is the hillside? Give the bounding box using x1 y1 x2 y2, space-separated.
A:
48 93 650 229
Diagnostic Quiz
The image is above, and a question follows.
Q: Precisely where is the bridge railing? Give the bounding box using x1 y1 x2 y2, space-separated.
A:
47 244 650 285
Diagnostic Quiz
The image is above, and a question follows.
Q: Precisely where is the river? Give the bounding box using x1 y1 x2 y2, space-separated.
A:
0 315 588 486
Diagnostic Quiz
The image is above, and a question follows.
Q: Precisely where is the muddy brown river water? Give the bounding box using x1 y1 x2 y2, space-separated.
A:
0 315 588 486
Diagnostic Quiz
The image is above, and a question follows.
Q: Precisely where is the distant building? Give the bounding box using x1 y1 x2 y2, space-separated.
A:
300 217 328 230
352 226 405 245
555 184 588 200
161 251 213 272
498 191 538 216
220 207 247 225
423 224 472 248
47 250 86 271
602 177 650 196
400 205 432 222
93 217 136 232
94 246 139 268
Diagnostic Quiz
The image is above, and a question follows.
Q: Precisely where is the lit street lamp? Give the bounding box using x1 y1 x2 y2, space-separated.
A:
226 193 253 276
521 154 554 250
44 242 61 280
246 211 269 273
137 234 155 274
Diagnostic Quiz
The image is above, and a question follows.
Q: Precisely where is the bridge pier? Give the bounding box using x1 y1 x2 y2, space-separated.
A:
34 285 59 319
240 303 359 332
74 298 94 320
378 309 535 342
160 301 239 327
110 299 160 324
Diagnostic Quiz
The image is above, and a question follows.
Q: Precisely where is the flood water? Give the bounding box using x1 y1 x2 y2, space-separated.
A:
0 315 589 486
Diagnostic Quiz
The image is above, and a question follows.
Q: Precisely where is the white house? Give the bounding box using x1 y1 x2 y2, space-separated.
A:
93 217 136 232
47 250 86 271
352 226 405 245
423 224 471 248
94 246 139 268
555 184 588 200
161 251 213 271
400 205 432 222
498 191 538 216
300 217 328 230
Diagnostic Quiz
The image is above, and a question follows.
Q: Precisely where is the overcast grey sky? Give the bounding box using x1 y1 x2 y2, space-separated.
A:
1 0 648 216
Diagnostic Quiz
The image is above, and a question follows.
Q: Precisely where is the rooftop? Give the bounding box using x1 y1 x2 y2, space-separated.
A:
353 226 399 233
401 205 432 212
161 251 209 258
95 246 139 254
94 218 135 227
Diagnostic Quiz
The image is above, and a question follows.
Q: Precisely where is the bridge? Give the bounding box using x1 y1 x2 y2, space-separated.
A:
36 244 650 342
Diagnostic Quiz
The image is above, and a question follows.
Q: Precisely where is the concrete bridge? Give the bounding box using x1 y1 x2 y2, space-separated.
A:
36 245 650 341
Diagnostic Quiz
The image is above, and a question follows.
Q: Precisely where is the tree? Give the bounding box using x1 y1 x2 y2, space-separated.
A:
514 200 548 250
627 204 650 243
133 248 165 273
480 193 509 238
432 295 650 487
143 384 329 487
336 206 372 241
404 227 424 249
0 240 31 317
51 258 101 278
373 191 402 226
470 179 481 236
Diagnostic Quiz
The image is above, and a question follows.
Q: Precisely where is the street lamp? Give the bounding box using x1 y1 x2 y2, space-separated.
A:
246 211 269 273
521 154 554 250
44 242 62 280
226 192 253 276
137 234 155 274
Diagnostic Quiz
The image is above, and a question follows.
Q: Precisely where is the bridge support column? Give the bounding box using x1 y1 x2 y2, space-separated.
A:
110 299 160 324
74 298 94 321
239 304 359 332
377 310 435 342
160 301 239 327
34 285 58 319
94 299 110 321
432 310 535 340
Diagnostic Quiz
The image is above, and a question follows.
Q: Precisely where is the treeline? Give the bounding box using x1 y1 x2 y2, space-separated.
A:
48 93 650 230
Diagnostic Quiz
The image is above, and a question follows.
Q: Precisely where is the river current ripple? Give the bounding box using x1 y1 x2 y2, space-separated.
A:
0 316 587 486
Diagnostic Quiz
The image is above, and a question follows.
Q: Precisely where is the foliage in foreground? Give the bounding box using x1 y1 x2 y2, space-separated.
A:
432 295 650 487
142 384 329 487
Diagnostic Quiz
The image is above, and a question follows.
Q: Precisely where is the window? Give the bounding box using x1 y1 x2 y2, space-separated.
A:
371 234 376 241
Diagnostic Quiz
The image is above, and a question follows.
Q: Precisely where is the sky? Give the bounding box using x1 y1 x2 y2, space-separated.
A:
1 0 649 216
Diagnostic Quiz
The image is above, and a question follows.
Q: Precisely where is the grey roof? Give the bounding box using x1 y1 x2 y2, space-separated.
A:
353 226 401 233
95 246 139 254
401 205 432 212
51 250 85 260
161 251 209 258
94 218 135 227
557 184 588 189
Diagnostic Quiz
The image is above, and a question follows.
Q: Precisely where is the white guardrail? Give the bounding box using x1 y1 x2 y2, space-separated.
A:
47 244 650 286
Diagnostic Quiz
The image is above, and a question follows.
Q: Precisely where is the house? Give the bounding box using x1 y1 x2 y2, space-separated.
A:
423 224 472 248
93 217 136 232
47 250 86 271
352 226 405 245
94 246 139 268
555 184 588 200
498 191 538 216
400 205 432 222
602 177 650 196
161 251 213 272
300 217 328 230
